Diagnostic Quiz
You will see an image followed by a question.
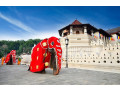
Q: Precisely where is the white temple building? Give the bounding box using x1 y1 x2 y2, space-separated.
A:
59 20 120 67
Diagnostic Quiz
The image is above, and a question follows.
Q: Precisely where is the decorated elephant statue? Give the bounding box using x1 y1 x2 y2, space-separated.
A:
5 50 16 65
29 37 62 75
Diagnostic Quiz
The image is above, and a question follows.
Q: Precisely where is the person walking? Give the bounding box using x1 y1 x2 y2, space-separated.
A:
18 58 21 65
1 57 5 65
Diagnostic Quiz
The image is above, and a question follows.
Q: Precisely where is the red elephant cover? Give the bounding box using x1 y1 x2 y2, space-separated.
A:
30 37 62 74
5 50 16 63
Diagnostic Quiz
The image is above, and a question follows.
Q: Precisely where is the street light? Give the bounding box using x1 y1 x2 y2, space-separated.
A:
65 37 69 68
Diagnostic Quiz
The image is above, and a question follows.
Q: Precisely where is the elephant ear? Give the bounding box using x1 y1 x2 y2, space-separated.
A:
5 53 11 63
48 37 62 75
30 39 49 72
5 50 16 64
10 50 16 63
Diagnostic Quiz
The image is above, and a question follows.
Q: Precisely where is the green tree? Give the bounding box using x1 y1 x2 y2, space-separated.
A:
0 39 42 57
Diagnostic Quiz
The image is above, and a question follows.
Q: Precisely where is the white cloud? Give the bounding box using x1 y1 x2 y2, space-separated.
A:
0 34 24 41
33 31 60 39
0 31 60 41
0 12 36 34
0 12 60 41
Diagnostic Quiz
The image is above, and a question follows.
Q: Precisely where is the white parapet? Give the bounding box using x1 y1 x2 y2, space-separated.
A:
21 54 31 65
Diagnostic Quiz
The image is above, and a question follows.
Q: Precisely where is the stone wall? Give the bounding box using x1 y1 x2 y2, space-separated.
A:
62 41 120 67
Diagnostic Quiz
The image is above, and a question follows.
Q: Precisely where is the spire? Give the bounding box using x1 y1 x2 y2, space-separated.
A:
71 19 82 25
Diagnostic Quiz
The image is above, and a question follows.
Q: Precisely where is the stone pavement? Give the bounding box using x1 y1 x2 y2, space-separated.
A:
62 63 120 74
0 65 120 85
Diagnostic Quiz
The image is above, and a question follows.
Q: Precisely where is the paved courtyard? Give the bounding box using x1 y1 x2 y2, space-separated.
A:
0 65 120 85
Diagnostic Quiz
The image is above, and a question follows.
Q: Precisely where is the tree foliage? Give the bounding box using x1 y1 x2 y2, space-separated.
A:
0 39 42 58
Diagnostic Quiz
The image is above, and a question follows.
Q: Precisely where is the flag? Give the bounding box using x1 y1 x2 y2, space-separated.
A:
94 35 98 39
109 37 115 41
111 38 115 41
109 37 111 40
117 36 120 39
100 34 103 38
93 34 98 39
99 33 103 38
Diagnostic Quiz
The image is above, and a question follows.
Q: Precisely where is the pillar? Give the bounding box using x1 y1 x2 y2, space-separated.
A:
62 32 64 37
103 36 105 46
70 26 73 35
91 30 93 36
84 26 87 34
98 32 100 45
106 37 108 45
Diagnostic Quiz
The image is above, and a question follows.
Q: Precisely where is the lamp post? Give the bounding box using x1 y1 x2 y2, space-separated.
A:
65 37 69 68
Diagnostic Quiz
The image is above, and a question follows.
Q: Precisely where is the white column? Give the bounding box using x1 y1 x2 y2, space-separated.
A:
104 36 105 46
91 30 93 36
91 30 94 42
114 34 117 42
62 32 64 37
84 26 87 34
98 32 100 39
70 26 73 35
62 31 64 37
106 37 108 45
98 32 100 45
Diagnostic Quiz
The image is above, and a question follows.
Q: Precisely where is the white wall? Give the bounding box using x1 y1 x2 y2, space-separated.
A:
61 33 120 67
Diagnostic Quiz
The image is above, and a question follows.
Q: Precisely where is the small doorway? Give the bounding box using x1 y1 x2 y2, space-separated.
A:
76 31 80 34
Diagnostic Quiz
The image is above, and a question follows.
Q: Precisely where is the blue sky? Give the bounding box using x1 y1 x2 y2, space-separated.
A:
0 6 120 40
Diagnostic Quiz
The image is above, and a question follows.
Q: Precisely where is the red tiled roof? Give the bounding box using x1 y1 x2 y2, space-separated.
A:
106 27 120 34
71 19 82 25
